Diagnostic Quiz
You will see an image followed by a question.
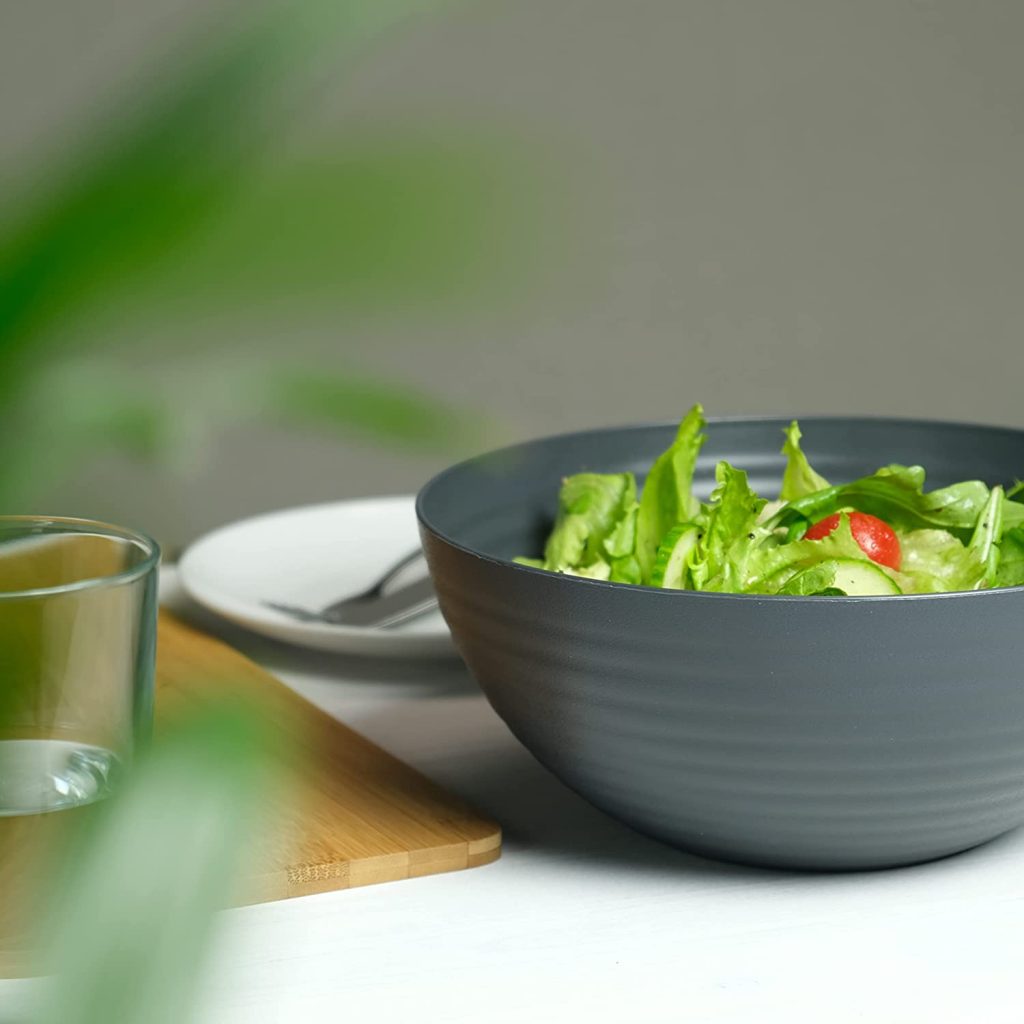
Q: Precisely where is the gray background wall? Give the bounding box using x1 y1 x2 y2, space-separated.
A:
4 0 1023 550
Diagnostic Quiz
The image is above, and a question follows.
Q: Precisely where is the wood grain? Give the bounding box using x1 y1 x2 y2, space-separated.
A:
155 612 501 903
2 610 498 973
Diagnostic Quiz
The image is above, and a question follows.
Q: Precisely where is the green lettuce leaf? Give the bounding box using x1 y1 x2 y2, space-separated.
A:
898 530 981 593
745 513 883 593
770 464 1024 541
898 486 1003 592
754 493 1001 596
689 462 767 592
512 556 544 569
603 500 639 558
563 561 612 580
542 472 637 571
967 484 1003 587
779 420 830 501
636 405 706 583
609 554 642 584
774 561 842 595
996 526 1024 587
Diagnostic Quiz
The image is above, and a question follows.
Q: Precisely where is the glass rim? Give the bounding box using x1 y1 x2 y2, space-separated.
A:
0 515 160 600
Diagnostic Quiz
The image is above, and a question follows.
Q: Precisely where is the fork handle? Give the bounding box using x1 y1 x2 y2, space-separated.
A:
317 546 427 618
373 546 427 592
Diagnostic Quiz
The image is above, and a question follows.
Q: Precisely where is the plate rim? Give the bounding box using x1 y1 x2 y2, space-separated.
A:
177 495 452 653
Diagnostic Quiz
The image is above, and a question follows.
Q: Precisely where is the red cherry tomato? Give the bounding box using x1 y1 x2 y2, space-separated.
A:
804 512 901 571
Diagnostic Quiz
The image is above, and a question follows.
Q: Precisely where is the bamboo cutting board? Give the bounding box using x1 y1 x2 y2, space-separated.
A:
156 612 501 903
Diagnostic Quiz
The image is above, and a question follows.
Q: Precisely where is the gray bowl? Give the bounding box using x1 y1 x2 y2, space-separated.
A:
416 417 1024 870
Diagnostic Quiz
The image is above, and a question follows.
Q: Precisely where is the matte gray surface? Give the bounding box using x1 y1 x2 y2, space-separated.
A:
418 417 1024 870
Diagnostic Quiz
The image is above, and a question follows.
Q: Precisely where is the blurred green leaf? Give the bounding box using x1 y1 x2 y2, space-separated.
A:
267 368 481 448
0 355 479 504
0 0 534 1019
0 0 543 508
0 0 446 390
0 365 173 506
33 702 280 1024
99 139 531 324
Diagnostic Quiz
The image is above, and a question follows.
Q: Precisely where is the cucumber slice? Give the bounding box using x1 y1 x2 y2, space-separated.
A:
778 558 902 596
831 559 902 595
650 523 701 589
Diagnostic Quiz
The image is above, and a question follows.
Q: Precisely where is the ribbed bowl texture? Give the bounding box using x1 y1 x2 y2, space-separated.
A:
417 418 1024 870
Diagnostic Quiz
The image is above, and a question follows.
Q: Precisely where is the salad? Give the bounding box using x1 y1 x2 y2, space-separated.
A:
516 406 1024 596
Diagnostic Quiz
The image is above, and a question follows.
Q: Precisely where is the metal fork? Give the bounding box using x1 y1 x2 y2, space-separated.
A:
263 548 438 629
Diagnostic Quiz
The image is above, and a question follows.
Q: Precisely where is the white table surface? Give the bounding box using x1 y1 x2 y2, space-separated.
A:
8 569 1024 1023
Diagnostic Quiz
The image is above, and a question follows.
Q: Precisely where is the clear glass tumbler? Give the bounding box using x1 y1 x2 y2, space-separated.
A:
0 517 159 815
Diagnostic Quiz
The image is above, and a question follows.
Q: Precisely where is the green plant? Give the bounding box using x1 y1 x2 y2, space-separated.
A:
0 2 539 1019
0 0 532 507
31 704 281 1024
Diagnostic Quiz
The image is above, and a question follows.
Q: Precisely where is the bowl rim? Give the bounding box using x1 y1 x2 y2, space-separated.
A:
416 413 1024 604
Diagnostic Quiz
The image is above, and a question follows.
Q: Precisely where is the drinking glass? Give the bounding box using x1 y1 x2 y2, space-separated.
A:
0 516 159 815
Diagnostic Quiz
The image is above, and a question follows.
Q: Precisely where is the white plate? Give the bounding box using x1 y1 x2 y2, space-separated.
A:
177 496 454 658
